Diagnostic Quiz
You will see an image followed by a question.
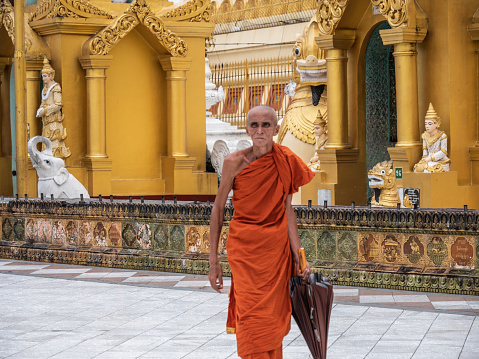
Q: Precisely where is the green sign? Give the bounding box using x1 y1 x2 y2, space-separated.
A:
395 167 403 179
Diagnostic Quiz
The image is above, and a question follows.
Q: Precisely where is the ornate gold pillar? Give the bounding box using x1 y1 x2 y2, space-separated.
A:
380 28 427 171
14 0 28 196
79 55 113 196
468 19 479 184
316 31 355 149
159 56 192 157
0 58 10 156
25 59 44 141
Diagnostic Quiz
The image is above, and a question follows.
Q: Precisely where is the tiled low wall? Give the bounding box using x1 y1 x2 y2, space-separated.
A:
0 198 478 295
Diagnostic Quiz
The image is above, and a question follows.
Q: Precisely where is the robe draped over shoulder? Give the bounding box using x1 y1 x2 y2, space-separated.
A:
226 142 314 357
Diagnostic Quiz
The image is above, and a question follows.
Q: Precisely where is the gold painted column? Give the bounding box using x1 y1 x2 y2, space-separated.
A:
468 21 479 184
14 0 28 196
317 31 355 150
79 55 113 196
380 28 427 171
0 58 10 156
25 59 44 141
159 56 192 157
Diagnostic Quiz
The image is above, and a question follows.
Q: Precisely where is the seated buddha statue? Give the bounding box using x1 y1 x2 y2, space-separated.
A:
307 110 327 172
413 103 450 173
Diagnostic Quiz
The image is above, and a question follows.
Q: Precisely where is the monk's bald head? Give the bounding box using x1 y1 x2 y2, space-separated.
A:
246 105 278 126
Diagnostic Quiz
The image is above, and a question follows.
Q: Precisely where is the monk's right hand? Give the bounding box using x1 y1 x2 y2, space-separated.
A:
208 261 223 293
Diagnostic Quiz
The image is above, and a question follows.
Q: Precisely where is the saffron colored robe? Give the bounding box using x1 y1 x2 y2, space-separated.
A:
226 142 314 358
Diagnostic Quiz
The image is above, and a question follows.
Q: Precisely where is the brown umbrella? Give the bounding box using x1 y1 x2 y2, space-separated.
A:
290 273 333 359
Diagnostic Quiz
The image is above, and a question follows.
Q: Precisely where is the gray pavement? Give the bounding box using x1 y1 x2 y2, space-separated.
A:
0 270 478 359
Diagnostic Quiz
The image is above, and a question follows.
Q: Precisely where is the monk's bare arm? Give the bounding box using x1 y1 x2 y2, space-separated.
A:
285 195 310 280
209 151 250 293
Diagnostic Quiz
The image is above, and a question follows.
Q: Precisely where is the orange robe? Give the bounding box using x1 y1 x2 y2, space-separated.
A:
226 142 314 358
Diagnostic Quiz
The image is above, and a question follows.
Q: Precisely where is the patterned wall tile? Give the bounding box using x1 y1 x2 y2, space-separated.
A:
218 227 228 255
185 225 210 253
108 223 122 247
380 233 402 264
153 224 169 250
65 220 78 246
451 236 475 268
79 221 92 246
13 219 25 242
137 223 152 250
52 221 66 245
25 218 38 243
476 237 479 269
317 231 336 260
93 222 108 247
299 229 316 260
2 218 13 241
337 231 357 262
358 232 381 262
404 234 425 265
169 225 185 252
122 222 137 249
37 219 52 243
426 236 448 266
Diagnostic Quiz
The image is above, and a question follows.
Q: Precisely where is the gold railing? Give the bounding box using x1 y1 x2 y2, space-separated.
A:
210 56 294 129
211 0 317 34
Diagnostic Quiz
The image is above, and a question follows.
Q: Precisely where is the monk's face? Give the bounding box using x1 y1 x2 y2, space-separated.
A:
245 107 280 146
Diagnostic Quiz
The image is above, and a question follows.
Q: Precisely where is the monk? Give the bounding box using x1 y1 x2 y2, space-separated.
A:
208 105 315 358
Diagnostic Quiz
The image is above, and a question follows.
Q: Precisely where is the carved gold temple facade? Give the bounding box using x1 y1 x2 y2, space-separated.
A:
0 0 217 197
209 0 479 208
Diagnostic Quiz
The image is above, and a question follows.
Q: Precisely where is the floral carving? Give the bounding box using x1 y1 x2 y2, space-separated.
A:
0 0 14 43
29 0 113 22
160 0 211 22
317 0 349 35
89 0 187 57
371 0 408 28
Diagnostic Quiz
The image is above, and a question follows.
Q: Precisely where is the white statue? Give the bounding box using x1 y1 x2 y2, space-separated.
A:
28 136 90 199
205 57 224 115
307 110 328 172
413 103 451 173
211 140 230 181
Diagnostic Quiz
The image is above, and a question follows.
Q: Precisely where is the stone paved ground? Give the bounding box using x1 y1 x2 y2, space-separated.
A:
0 259 478 359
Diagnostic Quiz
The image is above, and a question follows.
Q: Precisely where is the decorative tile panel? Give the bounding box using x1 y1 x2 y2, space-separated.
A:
66 221 78 245
317 231 336 260
404 234 425 265
358 232 381 262
25 218 38 243
338 231 357 262
153 224 168 250
451 236 474 268
122 222 137 249
137 223 152 249
218 227 228 255
299 229 316 260
38 219 52 243
2 218 13 241
52 221 66 245
170 225 185 252
427 236 448 266
185 225 209 253
79 221 93 246
93 222 108 247
108 222 122 247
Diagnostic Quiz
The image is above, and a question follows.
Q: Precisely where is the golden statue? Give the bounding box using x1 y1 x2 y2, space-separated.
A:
36 56 71 159
368 160 401 207
307 110 327 172
413 103 450 173
277 14 327 164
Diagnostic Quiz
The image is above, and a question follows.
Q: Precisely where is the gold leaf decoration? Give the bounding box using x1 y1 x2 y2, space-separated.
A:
160 0 211 22
89 0 187 57
29 0 113 22
317 0 349 35
0 0 15 43
371 0 408 28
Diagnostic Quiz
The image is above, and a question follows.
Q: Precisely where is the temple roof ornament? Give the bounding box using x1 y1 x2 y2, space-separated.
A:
29 0 113 22
317 0 349 36
371 0 408 28
159 0 212 23
85 0 187 57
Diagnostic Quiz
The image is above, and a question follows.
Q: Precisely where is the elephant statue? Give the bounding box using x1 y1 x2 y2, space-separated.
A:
28 136 90 199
